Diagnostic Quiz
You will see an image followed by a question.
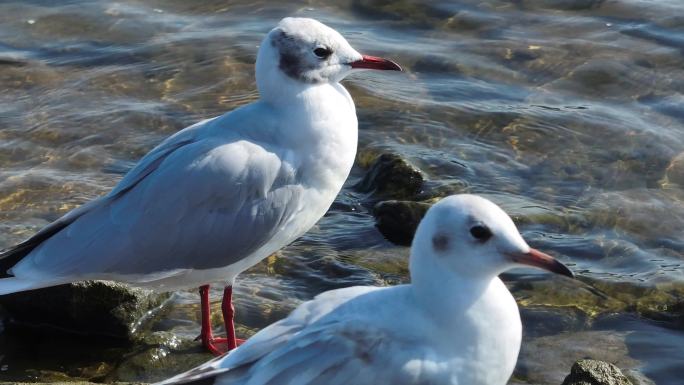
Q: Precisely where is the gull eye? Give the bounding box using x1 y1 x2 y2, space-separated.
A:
313 47 332 59
470 225 492 242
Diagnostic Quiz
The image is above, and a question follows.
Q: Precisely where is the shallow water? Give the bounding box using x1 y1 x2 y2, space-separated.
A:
0 0 683 383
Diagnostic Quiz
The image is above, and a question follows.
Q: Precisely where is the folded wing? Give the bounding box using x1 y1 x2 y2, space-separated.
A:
4 116 307 283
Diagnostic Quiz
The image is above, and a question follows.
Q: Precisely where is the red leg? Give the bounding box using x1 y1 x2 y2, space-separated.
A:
222 286 246 350
198 284 225 356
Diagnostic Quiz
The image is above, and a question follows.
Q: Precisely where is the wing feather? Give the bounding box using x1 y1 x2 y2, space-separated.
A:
7 113 308 280
156 287 421 385
163 321 417 385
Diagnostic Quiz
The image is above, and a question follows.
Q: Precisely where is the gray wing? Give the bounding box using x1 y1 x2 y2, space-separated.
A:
156 287 432 385
159 321 429 385
8 118 308 279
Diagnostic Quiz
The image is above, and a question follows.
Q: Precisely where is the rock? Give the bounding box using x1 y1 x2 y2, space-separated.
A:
355 153 424 201
0 280 169 341
372 200 431 246
562 359 633 385
109 344 209 383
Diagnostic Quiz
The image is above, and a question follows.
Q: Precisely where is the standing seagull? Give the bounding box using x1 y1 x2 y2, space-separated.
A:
0 17 401 355
157 194 573 385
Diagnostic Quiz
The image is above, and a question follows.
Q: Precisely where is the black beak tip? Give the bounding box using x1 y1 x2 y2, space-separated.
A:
556 261 575 279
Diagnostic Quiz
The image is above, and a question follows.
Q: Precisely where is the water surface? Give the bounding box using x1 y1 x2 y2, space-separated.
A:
0 0 683 383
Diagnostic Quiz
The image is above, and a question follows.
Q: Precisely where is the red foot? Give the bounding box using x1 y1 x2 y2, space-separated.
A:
198 285 245 356
202 336 229 356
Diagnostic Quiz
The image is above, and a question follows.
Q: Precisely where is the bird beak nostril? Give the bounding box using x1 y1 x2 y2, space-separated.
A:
349 55 402 71
508 248 574 278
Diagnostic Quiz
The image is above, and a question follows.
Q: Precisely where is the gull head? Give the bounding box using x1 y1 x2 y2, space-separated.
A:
256 17 401 92
410 195 573 281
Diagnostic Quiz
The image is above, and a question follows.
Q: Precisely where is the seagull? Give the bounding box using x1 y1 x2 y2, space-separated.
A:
0 17 401 355
156 194 573 385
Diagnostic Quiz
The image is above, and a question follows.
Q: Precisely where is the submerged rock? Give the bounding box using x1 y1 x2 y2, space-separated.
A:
372 200 431 246
0 281 169 341
562 359 633 385
355 153 424 201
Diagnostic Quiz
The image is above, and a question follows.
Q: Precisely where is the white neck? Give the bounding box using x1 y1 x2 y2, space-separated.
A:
255 74 357 192
407 225 511 319
410 254 499 322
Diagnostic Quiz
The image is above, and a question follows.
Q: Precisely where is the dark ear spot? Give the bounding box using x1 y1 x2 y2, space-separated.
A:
272 31 301 79
432 233 450 252
271 29 323 84
279 51 300 79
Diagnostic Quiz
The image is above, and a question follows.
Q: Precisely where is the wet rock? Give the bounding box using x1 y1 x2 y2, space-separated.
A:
109 343 208 383
513 273 684 330
372 200 430 246
355 153 424 201
562 359 633 385
0 281 169 341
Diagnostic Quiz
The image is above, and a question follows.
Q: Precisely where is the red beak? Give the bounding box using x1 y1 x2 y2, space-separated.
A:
349 55 402 71
508 248 574 278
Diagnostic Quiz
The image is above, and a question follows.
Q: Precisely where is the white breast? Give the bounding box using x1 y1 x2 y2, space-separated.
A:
442 278 522 385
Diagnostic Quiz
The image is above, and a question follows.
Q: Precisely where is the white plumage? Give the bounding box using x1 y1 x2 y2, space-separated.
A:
158 194 573 385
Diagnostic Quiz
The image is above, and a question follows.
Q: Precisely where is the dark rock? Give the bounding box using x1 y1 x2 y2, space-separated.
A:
0 281 169 341
373 200 431 246
355 153 424 201
562 359 633 385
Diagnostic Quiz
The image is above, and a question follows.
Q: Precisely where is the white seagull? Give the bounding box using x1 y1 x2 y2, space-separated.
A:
0 17 401 355
156 194 573 385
